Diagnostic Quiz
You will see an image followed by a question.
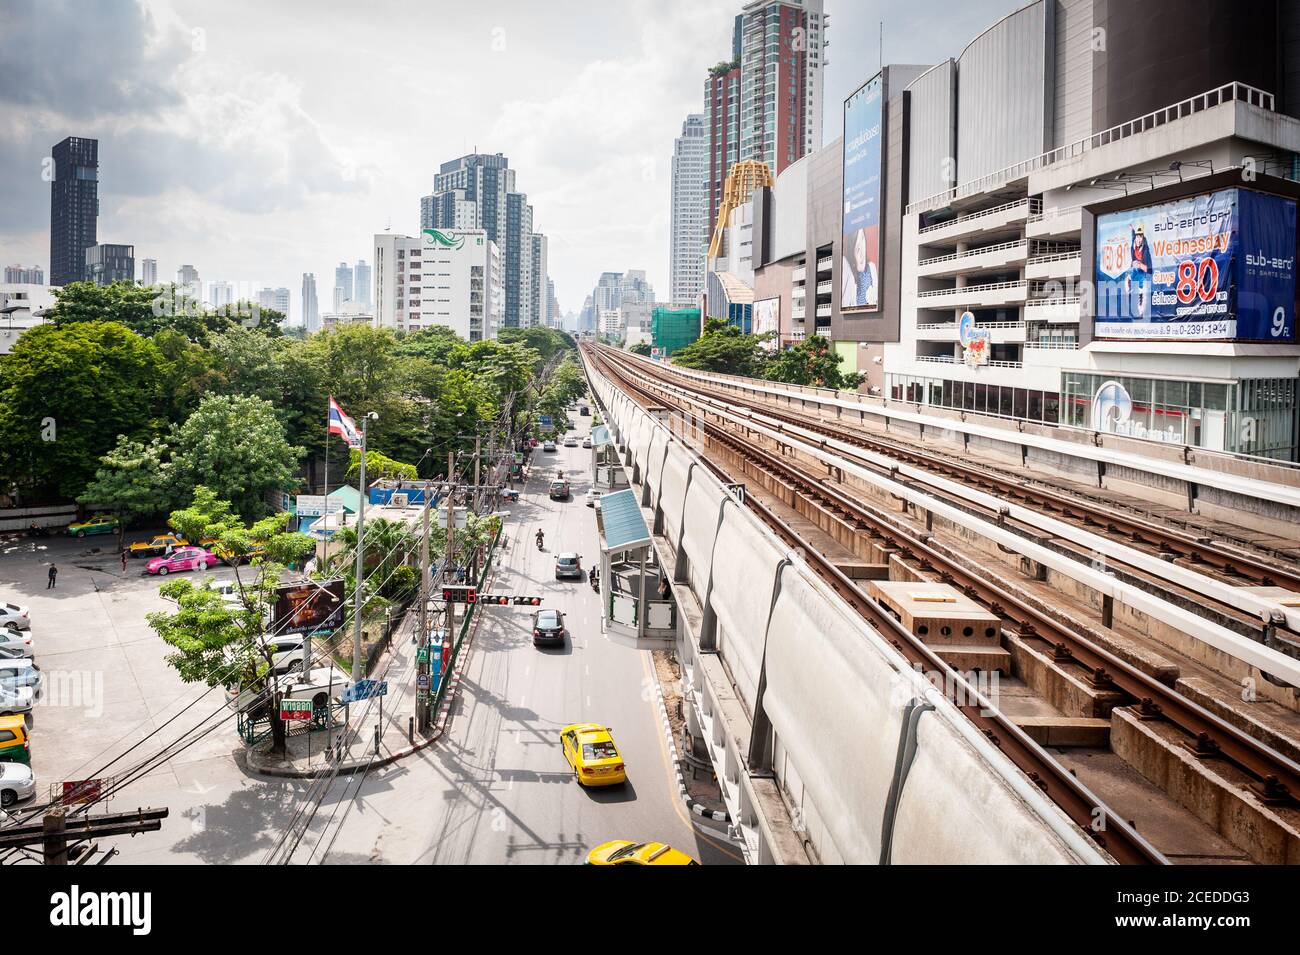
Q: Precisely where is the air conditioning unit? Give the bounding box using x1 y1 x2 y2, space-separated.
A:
390 492 409 507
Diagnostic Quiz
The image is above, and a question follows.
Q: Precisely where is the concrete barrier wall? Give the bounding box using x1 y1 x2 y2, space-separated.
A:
680 478 729 597
657 445 692 549
708 510 783 713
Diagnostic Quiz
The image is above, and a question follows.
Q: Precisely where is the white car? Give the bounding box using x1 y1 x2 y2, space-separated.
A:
0 604 30 632
0 683 34 715
542 440 557 452
585 489 602 509
226 666 348 716
0 630 34 659
564 436 579 448
260 632 307 674
0 762 35 808
0 660 42 698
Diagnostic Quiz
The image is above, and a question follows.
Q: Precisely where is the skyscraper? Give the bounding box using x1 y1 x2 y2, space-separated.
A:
705 2 826 229
86 244 134 286
334 261 353 311
140 258 157 286
209 279 233 309
547 278 560 329
49 136 99 286
258 286 291 320
422 152 535 328
176 264 200 298
353 259 371 308
670 113 708 305
302 273 319 331
529 233 548 329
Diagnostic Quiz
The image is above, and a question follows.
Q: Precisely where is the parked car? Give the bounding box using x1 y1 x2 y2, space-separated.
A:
554 553 583 580
67 514 119 537
0 684 34 716
585 489 602 509
0 715 30 764
146 547 218 576
582 437 593 449
542 440 557 452
579 405 590 416
531 608 567 647
549 480 570 501
0 660 42 698
260 633 307 674
0 604 29 631
560 723 626 787
0 761 35 807
226 666 349 718
0 630 34 659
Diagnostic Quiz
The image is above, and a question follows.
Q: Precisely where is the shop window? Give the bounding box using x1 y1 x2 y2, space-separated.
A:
1043 394 1061 424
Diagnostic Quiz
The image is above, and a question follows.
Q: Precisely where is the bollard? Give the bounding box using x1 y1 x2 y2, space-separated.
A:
408 716 415 744
374 724 381 756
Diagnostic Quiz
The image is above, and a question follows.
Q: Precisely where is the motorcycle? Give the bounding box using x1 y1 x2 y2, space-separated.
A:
589 569 600 593
27 524 50 539
535 534 544 552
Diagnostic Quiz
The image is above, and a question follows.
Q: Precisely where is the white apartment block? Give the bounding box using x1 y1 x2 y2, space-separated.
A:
670 113 708 305
374 230 503 342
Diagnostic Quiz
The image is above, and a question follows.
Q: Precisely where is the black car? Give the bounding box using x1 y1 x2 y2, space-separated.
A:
554 552 582 580
579 406 590 416
532 609 567 646
549 480 570 500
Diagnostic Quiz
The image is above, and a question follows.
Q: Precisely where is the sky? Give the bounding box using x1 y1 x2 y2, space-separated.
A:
0 0 1022 321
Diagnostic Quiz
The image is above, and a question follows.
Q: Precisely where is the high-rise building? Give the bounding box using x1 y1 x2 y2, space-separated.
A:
353 259 371 308
209 280 233 309
529 234 549 329
49 136 99 286
334 261 353 312
3 265 44 285
374 229 502 341
257 286 291 320
705 2 826 230
302 273 319 332
140 258 157 286
176 264 200 293
670 113 709 305
547 279 560 329
422 152 535 328
85 244 134 286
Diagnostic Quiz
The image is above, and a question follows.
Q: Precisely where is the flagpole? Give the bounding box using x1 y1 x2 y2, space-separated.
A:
324 396 331 501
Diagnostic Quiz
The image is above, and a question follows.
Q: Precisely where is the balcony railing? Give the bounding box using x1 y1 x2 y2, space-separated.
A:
917 199 1031 236
1027 250 1082 266
1025 340 1081 349
907 81 1276 215
917 239 1027 267
915 320 1025 332
916 279 1027 299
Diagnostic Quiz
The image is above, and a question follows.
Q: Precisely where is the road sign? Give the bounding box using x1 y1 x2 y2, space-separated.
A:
281 699 313 721
341 679 388 704
416 647 429 664
417 674 431 691
540 415 552 427
60 779 104 805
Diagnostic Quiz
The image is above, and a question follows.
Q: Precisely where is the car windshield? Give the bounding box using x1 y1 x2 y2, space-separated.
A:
537 611 561 628
582 740 618 761
557 556 577 566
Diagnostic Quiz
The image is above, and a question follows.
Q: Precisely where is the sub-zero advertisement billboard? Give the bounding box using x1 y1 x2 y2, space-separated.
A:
1094 187 1297 342
753 297 779 351
841 73 883 313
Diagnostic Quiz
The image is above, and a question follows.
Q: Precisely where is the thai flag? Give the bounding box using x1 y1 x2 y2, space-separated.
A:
328 396 362 449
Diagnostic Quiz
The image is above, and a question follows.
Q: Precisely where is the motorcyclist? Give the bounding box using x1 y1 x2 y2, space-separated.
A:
535 529 545 550
588 566 599 591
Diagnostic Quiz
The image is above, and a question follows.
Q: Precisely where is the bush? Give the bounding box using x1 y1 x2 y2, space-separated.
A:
383 564 418 603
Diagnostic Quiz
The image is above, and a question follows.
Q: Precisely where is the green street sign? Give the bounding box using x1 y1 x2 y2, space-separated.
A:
417 648 429 664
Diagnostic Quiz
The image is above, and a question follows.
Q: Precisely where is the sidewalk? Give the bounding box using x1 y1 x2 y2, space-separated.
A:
244 602 478 779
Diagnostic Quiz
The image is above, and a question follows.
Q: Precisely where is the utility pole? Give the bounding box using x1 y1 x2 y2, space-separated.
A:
443 451 457 695
472 433 481 512
0 807 169 864
351 413 375 682
417 480 432 731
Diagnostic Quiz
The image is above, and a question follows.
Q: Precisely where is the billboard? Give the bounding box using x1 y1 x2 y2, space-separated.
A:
1094 187 1297 342
273 578 346 634
753 297 779 351
841 73 884 314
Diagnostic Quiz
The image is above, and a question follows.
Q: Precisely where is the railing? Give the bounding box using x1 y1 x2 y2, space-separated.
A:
916 279 1027 299
1025 340 1081 349
1027 251 1081 265
915 320 1025 332
917 239 1027 268
917 199 1031 236
907 81 1276 215
816 256 833 271
915 354 957 364
1025 294 1081 306
1027 203 1082 224
816 280 833 294
815 304 832 317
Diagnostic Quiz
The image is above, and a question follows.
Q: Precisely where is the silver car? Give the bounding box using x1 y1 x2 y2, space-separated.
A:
0 604 29 632
0 762 35 808
0 628 32 659
0 683 33 715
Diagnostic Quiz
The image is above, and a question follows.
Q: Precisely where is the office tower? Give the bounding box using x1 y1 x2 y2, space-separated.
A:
176 264 200 292
670 113 709 305
257 286 291 320
3 265 44 284
49 136 99 286
529 234 548 329
547 278 560 329
334 261 353 304
85 244 135 285
209 279 233 309
353 259 371 308
302 273 319 331
140 258 157 286
422 151 535 328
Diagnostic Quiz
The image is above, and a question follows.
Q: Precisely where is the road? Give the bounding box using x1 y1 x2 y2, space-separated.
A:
4 413 740 865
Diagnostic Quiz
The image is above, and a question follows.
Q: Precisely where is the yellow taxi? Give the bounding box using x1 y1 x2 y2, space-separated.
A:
585 841 699 865
212 544 265 566
67 514 119 538
128 534 189 557
0 715 31 765
560 723 626 787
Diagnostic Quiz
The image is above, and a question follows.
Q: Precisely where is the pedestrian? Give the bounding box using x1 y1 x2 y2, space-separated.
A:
657 576 669 599
121 549 129 573
47 564 57 590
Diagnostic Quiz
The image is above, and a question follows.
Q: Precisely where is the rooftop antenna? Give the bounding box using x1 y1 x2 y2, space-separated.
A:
879 21 883 72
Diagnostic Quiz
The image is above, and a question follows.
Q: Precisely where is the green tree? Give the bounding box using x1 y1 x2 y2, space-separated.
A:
629 341 653 356
168 395 304 519
763 336 865 390
346 448 418 483
0 321 163 501
78 436 172 547
670 319 770 376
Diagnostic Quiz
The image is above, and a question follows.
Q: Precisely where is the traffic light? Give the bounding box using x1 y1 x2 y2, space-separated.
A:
512 595 542 606
442 585 477 604
482 594 511 606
